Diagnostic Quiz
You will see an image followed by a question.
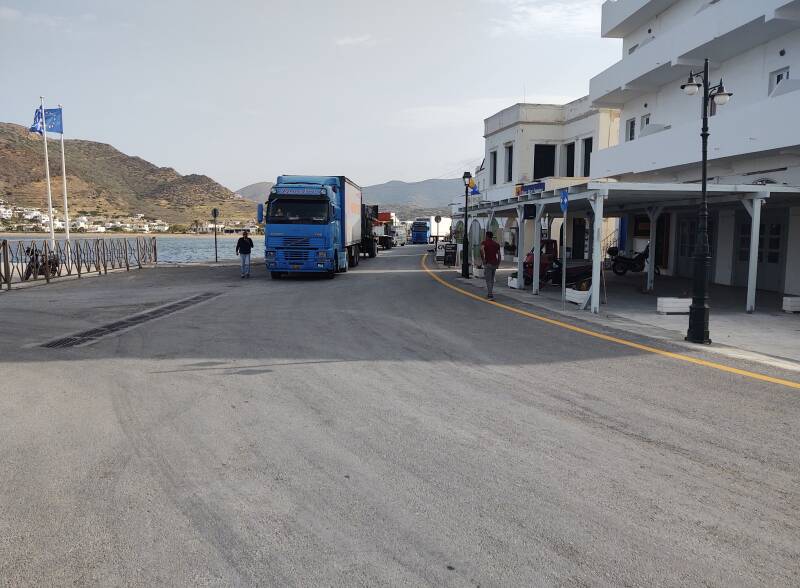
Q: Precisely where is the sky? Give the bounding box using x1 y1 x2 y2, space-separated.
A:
0 0 620 190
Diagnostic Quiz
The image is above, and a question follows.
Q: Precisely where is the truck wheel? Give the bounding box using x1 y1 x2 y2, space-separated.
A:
353 245 360 266
369 241 377 258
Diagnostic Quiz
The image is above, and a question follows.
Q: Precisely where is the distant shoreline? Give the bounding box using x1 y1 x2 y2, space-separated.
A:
0 232 252 240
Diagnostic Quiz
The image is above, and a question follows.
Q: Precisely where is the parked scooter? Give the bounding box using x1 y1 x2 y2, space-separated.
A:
606 243 658 276
23 246 59 280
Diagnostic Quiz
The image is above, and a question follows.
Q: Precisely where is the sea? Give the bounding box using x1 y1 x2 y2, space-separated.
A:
0 233 256 264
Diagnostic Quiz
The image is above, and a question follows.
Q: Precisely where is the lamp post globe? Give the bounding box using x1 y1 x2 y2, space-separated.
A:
461 171 472 279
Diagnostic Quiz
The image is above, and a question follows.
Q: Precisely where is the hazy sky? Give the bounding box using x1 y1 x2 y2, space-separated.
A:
0 0 620 190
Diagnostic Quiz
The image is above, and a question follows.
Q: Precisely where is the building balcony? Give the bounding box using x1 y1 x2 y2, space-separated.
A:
601 0 679 38
591 0 800 106
590 88 800 178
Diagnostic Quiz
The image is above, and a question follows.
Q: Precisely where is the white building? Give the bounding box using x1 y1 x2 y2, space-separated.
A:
459 99 620 267
475 98 619 201
589 0 800 297
150 220 170 232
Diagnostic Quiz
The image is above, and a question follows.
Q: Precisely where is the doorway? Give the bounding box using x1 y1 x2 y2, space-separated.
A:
732 209 788 292
572 217 586 259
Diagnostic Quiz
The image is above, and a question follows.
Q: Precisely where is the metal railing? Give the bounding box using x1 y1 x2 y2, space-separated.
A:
0 236 157 290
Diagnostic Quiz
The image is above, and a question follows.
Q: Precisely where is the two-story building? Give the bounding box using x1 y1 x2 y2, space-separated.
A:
458 98 620 266
590 0 800 299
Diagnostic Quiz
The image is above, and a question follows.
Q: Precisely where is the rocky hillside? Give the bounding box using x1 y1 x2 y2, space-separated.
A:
0 122 254 223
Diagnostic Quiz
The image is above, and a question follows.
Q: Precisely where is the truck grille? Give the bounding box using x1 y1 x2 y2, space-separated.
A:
279 236 310 247
283 250 310 262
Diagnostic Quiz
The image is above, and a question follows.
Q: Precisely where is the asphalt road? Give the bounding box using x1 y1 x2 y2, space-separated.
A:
1 245 798 586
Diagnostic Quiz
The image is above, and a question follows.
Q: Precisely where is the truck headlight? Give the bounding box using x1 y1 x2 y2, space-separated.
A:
266 250 276 259
317 250 327 259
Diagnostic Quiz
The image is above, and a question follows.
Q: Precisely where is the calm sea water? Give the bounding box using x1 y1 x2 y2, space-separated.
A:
0 233 260 263
154 235 261 263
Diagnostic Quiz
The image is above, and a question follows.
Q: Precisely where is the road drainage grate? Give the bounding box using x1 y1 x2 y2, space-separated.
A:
41 292 221 349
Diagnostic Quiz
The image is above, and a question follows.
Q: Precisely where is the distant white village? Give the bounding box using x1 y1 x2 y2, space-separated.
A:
0 199 260 234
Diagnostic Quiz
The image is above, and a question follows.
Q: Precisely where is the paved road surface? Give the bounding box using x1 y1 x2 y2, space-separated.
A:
1 245 798 586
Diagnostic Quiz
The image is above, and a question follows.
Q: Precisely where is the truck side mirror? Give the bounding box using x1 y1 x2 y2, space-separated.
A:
257 203 264 224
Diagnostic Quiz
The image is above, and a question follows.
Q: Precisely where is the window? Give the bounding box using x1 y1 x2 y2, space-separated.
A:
633 215 651 238
641 114 650 129
770 67 790 94
738 222 781 263
582 137 593 177
626 118 636 142
564 143 575 178
533 144 556 180
504 144 513 183
490 151 497 185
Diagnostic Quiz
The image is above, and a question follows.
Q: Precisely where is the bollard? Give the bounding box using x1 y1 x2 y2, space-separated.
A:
124 238 130 271
152 237 158 264
43 241 51 284
2 240 10 290
76 240 82 279
136 237 142 269
101 239 107 275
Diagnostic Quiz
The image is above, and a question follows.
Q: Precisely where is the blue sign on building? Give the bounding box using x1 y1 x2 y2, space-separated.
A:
560 189 569 213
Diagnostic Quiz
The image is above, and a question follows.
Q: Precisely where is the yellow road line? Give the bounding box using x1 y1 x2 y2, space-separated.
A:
421 254 800 391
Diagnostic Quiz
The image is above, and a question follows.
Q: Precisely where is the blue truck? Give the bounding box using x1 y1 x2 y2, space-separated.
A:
257 175 377 279
410 219 430 244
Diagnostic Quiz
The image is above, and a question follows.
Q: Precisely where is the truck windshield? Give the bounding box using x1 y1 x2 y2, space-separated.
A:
267 199 329 224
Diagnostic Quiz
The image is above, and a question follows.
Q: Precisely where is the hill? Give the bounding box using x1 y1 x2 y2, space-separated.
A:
237 177 460 219
362 178 462 209
0 122 254 223
236 181 275 203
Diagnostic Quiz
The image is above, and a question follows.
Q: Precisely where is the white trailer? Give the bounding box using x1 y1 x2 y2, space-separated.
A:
429 216 452 242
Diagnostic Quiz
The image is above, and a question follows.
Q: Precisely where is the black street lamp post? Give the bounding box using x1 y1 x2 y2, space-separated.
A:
680 58 732 344
461 171 472 278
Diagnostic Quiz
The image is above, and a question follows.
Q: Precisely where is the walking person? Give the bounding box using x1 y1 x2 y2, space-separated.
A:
480 231 501 300
236 230 254 279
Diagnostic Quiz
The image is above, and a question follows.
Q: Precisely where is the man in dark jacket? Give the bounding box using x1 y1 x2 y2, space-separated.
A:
236 230 254 278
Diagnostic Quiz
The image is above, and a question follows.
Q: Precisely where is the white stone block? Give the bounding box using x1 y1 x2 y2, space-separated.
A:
565 288 591 305
783 297 800 313
657 297 692 314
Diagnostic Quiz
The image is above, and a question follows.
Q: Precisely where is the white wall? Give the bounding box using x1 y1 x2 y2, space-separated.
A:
616 29 800 148
785 207 800 295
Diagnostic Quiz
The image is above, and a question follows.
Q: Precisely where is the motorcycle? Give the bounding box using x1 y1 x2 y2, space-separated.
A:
23 246 60 280
606 243 659 276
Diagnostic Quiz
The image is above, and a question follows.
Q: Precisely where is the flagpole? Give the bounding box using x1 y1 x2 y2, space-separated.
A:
58 104 70 242
40 96 55 249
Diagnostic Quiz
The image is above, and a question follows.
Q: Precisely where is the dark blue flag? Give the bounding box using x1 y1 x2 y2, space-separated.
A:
29 107 63 134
